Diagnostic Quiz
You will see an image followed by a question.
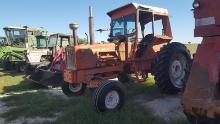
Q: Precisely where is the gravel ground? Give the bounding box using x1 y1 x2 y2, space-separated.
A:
134 94 186 121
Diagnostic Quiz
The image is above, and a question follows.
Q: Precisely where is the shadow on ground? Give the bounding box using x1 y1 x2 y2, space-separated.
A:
3 80 46 93
0 68 23 77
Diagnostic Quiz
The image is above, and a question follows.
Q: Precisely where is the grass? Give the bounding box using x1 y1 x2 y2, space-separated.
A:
185 43 199 57
0 68 188 124
0 68 45 94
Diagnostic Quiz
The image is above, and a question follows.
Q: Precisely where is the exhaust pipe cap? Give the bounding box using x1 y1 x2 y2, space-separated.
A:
69 23 80 30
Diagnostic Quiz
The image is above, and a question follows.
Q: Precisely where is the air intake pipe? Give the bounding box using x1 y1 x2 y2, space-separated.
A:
69 23 79 46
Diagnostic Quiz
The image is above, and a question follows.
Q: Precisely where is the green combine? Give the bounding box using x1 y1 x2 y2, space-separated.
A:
0 26 50 72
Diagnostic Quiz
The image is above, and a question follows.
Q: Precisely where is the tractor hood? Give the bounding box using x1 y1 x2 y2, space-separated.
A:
66 43 116 70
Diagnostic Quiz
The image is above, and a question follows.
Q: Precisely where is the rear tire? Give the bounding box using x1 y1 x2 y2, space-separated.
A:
16 64 25 73
62 81 86 97
4 62 11 70
93 80 125 112
154 42 191 94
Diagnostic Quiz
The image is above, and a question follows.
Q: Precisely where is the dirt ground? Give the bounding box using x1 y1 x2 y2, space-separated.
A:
0 101 8 124
134 94 186 121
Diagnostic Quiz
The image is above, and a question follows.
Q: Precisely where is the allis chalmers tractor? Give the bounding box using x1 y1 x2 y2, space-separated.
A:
27 33 73 87
62 3 191 112
0 26 49 72
182 0 220 123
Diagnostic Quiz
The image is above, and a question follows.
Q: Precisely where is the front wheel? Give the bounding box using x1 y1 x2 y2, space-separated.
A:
93 80 125 112
62 81 86 97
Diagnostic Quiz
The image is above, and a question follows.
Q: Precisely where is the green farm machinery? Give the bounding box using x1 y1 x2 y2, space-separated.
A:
0 26 50 72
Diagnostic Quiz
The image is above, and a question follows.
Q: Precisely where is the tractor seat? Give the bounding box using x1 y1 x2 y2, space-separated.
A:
142 34 154 44
135 34 154 58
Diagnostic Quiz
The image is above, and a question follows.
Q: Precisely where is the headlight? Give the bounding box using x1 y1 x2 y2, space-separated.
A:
193 1 200 9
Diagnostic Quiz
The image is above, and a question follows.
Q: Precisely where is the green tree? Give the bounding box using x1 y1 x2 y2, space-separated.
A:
78 38 88 45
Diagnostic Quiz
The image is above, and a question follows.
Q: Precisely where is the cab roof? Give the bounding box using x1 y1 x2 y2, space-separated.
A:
50 33 72 38
3 26 45 31
107 2 169 17
3 26 26 30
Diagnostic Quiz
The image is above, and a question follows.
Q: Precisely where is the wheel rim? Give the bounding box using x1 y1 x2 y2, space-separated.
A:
20 65 25 72
69 83 83 93
105 90 120 109
169 53 188 89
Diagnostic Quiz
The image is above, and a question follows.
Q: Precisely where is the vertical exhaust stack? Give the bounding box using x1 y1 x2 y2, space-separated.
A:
69 23 79 46
89 6 95 45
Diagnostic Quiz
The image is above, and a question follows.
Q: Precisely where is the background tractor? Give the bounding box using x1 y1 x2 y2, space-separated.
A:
182 0 220 123
27 33 73 87
0 26 50 72
62 3 191 112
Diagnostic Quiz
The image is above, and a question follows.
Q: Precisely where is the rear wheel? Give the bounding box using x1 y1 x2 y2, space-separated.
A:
4 62 11 70
16 64 25 73
62 81 86 96
154 42 191 94
93 80 124 112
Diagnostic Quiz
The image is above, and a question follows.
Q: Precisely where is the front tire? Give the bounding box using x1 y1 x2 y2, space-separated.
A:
154 42 191 94
62 81 86 97
93 80 125 112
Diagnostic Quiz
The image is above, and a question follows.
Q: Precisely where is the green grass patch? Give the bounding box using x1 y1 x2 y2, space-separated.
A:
185 43 199 57
1 91 167 124
0 68 44 94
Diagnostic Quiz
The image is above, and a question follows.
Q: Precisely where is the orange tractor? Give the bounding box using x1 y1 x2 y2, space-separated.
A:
63 3 191 112
183 0 220 123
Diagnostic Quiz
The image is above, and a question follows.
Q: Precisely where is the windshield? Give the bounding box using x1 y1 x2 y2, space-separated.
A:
48 36 57 47
36 37 47 48
4 29 26 47
61 38 69 47
111 15 135 37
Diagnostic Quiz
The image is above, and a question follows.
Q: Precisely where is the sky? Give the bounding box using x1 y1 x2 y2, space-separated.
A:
0 0 201 43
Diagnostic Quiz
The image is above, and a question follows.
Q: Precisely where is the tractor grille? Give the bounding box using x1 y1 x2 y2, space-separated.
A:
66 47 76 70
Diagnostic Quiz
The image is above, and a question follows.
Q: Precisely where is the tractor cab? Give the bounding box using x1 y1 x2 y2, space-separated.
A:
4 26 27 48
107 3 172 59
35 35 48 49
48 33 72 56
3 26 47 49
